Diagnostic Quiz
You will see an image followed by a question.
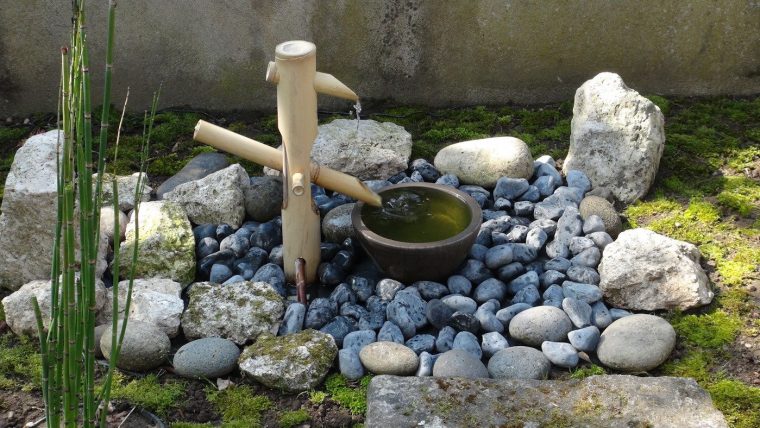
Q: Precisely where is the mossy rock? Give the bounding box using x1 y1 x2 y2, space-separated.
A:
579 195 622 238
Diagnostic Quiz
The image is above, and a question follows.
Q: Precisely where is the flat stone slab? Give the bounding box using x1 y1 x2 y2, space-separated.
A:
366 375 727 428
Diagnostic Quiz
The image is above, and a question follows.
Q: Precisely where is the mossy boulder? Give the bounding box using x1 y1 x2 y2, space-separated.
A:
94 172 152 211
181 281 285 345
579 195 622 237
118 200 196 286
238 330 337 392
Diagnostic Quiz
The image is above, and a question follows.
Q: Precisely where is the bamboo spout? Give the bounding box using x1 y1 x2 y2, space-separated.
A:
193 120 382 207
267 61 359 102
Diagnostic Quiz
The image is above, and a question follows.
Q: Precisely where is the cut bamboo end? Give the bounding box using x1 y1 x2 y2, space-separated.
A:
314 72 358 101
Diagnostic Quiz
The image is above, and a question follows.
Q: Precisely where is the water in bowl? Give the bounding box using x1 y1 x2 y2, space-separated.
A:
361 187 471 243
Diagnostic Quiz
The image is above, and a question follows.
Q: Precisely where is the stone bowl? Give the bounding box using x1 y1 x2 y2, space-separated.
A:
351 182 482 283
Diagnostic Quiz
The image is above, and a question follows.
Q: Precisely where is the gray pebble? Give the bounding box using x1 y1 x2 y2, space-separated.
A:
514 201 534 216
343 330 377 352
329 283 357 308
497 262 526 282
525 227 548 251
566 170 591 193
468 244 488 262
493 177 530 200
495 303 532 326
582 215 606 234
542 284 564 302
220 233 250 258
433 349 489 379
416 351 434 376
569 236 595 255
540 270 566 288
610 308 633 321
519 186 541 202
446 275 472 296
351 276 374 303
222 275 245 285
562 297 593 328
483 210 508 221
447 311 480 334
278 303 306 335
530 218 557 236
415 280 449 301
305 298 336 329
481 332 510 358
340 303 370 321
320 316 356 347
338 348 365 380
453 331 482 360
509 306 573 347
571 247 602 268
511 285 541 306
268 244 283 266
475 308 504 333
586 231 614 250
562 281 603 303
567 326 600 352
505 225 529 243
533 175 557 197
435 174 459 187
566 265 600 285
377 278 404 301
491 232 509 246
546 240 570 259
173 337 240 379
493 197 512 210
591 301 613 329
377 321 404 344
406 334 436 354
544 257 571 273
541 341 579 368
488 346 550 379
426 299 456 330
543 299 563 308
436 326 456 353
478 299 500 313
511 243 538 263
507 271 539 294
555 207 583 245
458 259 493 284
473 278 507 303
252 263 286 297
534 161 563 184
485 244 514 270
441 294 478 314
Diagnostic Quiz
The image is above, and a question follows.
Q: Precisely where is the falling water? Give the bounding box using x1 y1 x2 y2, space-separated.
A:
353 100 362 132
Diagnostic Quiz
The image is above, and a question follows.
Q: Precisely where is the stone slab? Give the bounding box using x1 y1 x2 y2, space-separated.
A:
365 375 727 428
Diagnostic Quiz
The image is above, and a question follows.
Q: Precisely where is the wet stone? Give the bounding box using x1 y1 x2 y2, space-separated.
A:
305 298 336 330
351 276 375 303
525 227 548 251
210 264 233 284
249 221 282 252
453 331 482 360
193 224 217 242
220 233 249 258
571 247 602 268
343 330 377 352
319 316 356 347
481 332 510 358
540 270 567 288
426 299 456 330
441 294 478 314
329 283 357 308
448 311 480 334
506 225 529 243
562 281 603 304
591 301 613 329
497 262 526 282
332 250 355 272
568 325 600 352
378 321 404 344
473 278 507 303
458 259 493 284
268 245 283 266
406 334 436 354
216 224 234 241
475 307 504 333
436 326 456 353
541 341 579 368
318 263 346 286
197 237 219 260
252 263 286 297
320 242 341 261
468 244 488 262
415 280 449 301
511 285 541 306
447 275 472 296
544 257 571 273
278 303 306 336
514 201 534 216
582 214 606 234
199 250 236 278
339 348 364 381
495 303 532 326
377 278 404 301
507 271 539 295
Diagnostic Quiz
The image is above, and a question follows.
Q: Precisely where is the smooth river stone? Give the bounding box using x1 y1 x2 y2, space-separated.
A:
359 342 419 375
433 137 534 188
508 306 573 347
597 314 676 372
488 346 551 380
173 337 240 379
432 349 489 379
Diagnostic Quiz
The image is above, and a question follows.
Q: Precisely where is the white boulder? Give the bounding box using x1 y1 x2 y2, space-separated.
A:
98 278 184 338
434 137 533 188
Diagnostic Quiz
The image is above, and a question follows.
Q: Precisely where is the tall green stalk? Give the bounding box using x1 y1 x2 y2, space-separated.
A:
31 1 157 426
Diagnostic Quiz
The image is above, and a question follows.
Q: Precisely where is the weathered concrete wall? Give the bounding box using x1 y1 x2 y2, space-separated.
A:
1 0 758 115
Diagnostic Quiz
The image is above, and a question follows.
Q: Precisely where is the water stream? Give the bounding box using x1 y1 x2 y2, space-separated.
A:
353 100 362 132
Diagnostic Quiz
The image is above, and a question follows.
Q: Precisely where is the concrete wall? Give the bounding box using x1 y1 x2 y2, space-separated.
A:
1 0 758 115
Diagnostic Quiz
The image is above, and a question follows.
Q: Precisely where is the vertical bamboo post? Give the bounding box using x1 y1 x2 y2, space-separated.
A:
271 41 321 283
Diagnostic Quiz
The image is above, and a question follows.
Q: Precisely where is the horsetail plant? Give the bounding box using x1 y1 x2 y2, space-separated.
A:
31 1 158 426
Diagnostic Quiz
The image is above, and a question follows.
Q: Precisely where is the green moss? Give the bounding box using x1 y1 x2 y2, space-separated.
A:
0 127 29 146
660 350 712 383
170 423 213 428
207 385 272 427
323 373 371 415
671 311 741 349
716 176 760 216
0 333 42 391
0 301 5 322
278 409 310 428
645 95 671 115
708 379 760 428
108 373 185 416
308 390 328 404
569 364 606 380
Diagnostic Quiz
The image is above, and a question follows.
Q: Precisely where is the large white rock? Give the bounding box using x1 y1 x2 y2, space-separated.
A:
181 281 285 345
164 164 249 228
95 172 151 211
599 228 713 311
311 119 412 181
97 278 184 338
117 201 196 285
434 137 533 188
0 130 61 291
238 330 337 392
563 73 665 204
2 278 107 336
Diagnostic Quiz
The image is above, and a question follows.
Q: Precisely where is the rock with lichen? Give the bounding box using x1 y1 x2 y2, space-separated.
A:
238 330 337 392
181 281 284 345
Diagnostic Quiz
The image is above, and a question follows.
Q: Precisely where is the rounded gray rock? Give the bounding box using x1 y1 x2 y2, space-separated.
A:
488 346 550 380
360 341 419 375
433 349 489 379
173 337 240 379
541 341 579 368
579 195 622 238
101 320 170 372
322 203 356 244
509 306 573 347
597 314 676 372
244 176 283 222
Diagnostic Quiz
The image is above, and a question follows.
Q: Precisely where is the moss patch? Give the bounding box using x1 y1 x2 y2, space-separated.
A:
207 385 272 428
569 364 606 380
0 333 42 391
278 409 310 428
671 310 742 349
323 373 371 415
708 380 760 428
107 373 185 417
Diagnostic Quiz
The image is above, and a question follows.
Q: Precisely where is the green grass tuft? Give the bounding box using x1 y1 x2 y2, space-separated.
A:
207 385 272 427
278 409 310 428
671 311 741 349
569 364 606 379
708 379 760 428
0 333 42 391
324 373 371 415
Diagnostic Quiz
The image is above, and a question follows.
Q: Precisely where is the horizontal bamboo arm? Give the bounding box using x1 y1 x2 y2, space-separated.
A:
193 120 381 206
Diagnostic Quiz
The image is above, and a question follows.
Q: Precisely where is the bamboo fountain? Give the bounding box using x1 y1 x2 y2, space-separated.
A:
194 41 381 302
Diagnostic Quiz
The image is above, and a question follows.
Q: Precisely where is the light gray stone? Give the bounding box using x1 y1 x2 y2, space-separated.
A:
360 341 419 375
100 206 129 244
155 152 229 198
101 320 170 372
481 332 509 358
365 375 728 428
311 119 412 180
173 337 240 379
322 203 356 244
181 281 284 345
597 314 676 372
98 278 184 338
563 72 665 204
2 278 106 336
432 349 489 379
599 228 713 310
117 201 196 285
95 172 151 211
541 341 579 368
434 137 533 188
508 306 573 347
488 346 550 380
239 330 337 392
164 163 249 228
